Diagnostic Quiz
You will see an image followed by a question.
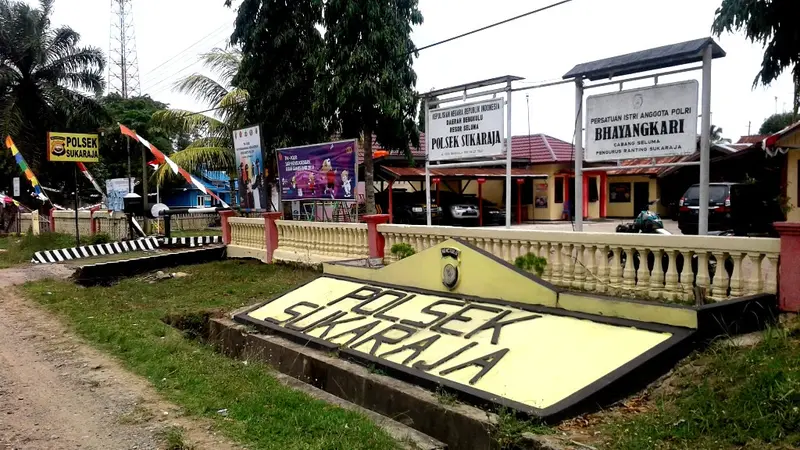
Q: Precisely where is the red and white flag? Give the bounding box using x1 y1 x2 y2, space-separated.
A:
76 162 105 200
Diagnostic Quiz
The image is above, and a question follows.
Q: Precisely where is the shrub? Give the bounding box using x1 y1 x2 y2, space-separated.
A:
514 253 547 277
88 232 112 245
390 243 416 260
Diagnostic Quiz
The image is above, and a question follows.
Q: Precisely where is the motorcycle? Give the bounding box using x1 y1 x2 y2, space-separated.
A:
612 200 733 287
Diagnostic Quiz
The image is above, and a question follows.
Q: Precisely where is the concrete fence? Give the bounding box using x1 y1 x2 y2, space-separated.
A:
221 213 798 311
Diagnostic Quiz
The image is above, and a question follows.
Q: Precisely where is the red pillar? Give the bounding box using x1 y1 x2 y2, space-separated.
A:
516 178 524 224
363 214 391 259
477 178 485 227
388 180 394 224
433 178 441 207
219 210 236 244
582 174 589 219
774 222 800 312
599 173 608 218
263 211 282 263
89 205 101 235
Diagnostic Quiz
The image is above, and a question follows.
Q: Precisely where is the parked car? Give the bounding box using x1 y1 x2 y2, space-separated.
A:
677 182 781 235
462 195 506 225
437 191 480 226
375 189 441 224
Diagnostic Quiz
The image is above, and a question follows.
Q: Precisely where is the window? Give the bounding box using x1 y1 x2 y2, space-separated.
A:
554 178 564 204
588 177 599 202
609 182 631 203
196 195 211 207
196 195 204 207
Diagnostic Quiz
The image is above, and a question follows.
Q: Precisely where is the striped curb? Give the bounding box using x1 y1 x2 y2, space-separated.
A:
159 235 221 248
32 237 160 264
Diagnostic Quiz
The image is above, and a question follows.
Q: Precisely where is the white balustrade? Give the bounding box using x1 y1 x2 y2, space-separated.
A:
272 220 369 264
378 224 780 302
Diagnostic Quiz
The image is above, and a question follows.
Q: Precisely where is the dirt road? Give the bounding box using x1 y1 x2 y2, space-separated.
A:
0 265 240 450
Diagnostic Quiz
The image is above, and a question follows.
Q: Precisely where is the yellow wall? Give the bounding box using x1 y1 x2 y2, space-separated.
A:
606 175 658 218
462 179 504 205
787 150 800 222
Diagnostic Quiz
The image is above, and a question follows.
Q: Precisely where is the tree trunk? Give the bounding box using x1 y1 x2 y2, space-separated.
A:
363 126 376 215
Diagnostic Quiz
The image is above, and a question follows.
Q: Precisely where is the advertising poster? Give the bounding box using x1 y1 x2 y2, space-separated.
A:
585 80 698 161
534 182 548 208
277 140 357 201
106 178 134 211
427 98 504 161
47 132 100 162
233 125 267 210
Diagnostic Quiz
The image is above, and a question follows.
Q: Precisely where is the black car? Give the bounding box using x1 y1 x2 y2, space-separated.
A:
678 182 781 235
375 189 441 224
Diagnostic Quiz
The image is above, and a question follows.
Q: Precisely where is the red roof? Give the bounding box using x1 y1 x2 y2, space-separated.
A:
381 166 549 179
604 155 691 177
737 135 768 144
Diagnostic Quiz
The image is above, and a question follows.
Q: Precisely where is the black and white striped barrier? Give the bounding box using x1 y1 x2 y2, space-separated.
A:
31 235 222 264
32 237 161 264
159 236 221 248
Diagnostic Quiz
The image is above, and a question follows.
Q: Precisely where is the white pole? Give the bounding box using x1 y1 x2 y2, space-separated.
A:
505 81 513 228
574 78 584 231
699 44 712 235
424 98 432 226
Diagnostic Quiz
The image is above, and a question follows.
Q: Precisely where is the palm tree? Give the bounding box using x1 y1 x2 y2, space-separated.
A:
150 48 247 186
710 125 731 144
0 0 106 178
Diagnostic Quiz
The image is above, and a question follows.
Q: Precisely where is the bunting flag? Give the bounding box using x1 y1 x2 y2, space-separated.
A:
119 124 230 208
5 136 49 202
147 159 160 170
76 162 106 200
0 193 20 206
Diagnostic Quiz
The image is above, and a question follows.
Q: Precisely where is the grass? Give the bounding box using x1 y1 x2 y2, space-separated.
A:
492 408 553 449
602 324 800 450
158 427 197 450
0 232 84 268
22 259 401 450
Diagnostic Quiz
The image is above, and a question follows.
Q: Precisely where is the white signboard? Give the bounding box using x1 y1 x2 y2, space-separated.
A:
12 177 20 197
106 178 134 212
427 98 505 161
585 80 699 161
233 125 267 210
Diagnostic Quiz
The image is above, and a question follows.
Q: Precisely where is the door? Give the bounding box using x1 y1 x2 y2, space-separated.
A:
568 178 576 219
633 182 650 217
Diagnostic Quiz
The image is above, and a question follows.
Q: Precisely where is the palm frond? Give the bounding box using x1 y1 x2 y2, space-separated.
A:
199 47 241 84
216 87 248 124
151 109 227 137
154 145 234 186
172 74 229 108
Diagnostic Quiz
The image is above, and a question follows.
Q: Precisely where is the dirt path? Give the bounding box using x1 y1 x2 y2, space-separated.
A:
0 265 241 450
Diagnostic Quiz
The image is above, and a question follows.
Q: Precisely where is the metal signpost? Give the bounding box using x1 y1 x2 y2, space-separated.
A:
561 37 725 234
422 76 522 228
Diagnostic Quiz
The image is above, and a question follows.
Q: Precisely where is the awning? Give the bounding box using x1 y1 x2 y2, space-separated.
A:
380 166 549 180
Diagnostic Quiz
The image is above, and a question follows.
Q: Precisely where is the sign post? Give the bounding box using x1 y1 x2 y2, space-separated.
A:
47 132 99 246
12 177 20 197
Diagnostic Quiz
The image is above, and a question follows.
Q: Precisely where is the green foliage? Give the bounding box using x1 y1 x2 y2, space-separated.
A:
227 0 328 167
390 243 416 260
760 112 797 134
605 326 800 449
513 253 547 277
712 0 800 115
492 408 552 449
24 260 399 449
321 0 423 214
87 232 111 245
0 0 108 191
0 232 81 267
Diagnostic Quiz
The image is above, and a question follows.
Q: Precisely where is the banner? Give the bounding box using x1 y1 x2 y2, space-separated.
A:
47 132 100 162
427 98 505 161
106 178 134 212
5 136 48 201
585 80 698 161
233 125 267 210
277 140 357 201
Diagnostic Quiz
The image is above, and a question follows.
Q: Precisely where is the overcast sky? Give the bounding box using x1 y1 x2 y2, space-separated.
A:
39 0 795 143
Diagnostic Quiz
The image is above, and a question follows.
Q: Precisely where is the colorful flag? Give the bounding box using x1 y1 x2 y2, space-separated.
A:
5 136 49 202
119 126 230 208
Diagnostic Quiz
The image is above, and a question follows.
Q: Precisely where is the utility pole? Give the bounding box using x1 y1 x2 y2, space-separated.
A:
109 0 141 98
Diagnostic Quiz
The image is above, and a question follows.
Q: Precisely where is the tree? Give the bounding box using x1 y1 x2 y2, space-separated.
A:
149 48 247 186
712 0 800 118
227 0 328 171
759 112 796 135
0 0 107 190
322 0 423 214
710 125 731 144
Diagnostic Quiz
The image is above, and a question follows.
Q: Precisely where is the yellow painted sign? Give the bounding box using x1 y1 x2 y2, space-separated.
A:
243 276 675 412
47 132 100 162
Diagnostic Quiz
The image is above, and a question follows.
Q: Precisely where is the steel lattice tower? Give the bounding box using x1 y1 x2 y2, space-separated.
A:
108 0 141 98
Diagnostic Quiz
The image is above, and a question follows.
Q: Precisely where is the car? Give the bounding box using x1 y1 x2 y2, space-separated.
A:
436 191 480 226
677 182 782 236
462 195 506 225
375 189 441 224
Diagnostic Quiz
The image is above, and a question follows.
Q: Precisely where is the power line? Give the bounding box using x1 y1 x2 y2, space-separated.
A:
142 36 230 94
175 0 576 118
140 23 230 79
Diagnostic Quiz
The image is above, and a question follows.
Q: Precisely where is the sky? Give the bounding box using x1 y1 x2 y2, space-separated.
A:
37 0 796 144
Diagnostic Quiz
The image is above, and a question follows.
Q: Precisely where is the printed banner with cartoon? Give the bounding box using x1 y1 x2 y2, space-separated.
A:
277 140 357 201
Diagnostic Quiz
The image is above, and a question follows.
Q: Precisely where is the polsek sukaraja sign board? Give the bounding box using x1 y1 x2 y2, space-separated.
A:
427 98 504 161
585 80 699 161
